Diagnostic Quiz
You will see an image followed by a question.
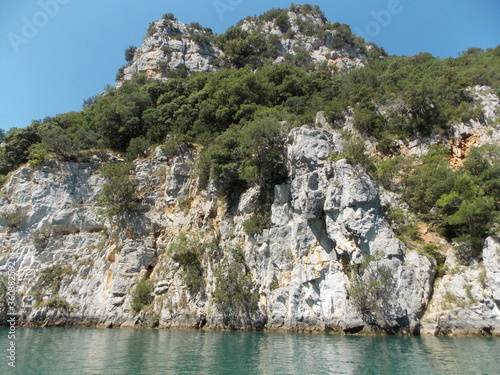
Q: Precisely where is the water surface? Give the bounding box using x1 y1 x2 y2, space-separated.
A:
1 327 498 374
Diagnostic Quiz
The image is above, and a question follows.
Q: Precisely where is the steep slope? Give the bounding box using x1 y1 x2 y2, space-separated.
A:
117 5 368 85
118 18 221 84
1 126 437 333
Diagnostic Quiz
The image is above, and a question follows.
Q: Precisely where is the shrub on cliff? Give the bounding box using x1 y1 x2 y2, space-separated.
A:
212 261 259 325
0 207 25 230
347 252 400 332
96 162 138 219
131 277 154 313
124 45 137 63
169 233 205 295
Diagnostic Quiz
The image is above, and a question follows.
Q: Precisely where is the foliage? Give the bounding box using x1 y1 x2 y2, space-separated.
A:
274 11 290 32
147 23 157 36
124 45 137 63
0 208 25 229
169 233 205 295
199 116 285 195
384 206 419 243
243 213 270 237
212 261 259 324
42 295 71 310
0 125 40 175
35 264 72 294
421 244 446 277
402 145 456 214
126 136 151 161
96 162 137 219
131 277 154 313
162 13 176 21
379 144 499 261
347 252 399 332
329 137 374 172
31 224 55 251
269 274 279 290
30 224 69 251
36 123 75 161
28 143 49 166
160 135 193 159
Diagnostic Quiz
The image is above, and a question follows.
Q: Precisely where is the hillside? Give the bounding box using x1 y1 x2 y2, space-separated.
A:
0 4 499 335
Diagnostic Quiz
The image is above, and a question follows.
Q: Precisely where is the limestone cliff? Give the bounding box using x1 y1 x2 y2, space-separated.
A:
118 19 221 84
3 123 493 335
117 8 366 85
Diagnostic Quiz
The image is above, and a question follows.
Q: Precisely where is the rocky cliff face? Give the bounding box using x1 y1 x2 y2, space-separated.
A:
118 9 366 86
119 19 222 84
1 121 499 335
421 237 500 336
238 10 366 70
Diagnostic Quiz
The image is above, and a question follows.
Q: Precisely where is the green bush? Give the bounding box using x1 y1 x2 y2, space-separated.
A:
243 213 270 236
384 206 419 243
124 45 137 63
126 137 151 161
162 13 176 21
147 23 157 37
169 233 206 295
380 144 499 261
35 264 72 294
42 295 70 310
347 252 398 332
212 262 259 323
0 208 25 229
329 138 374 172
96 162 137 219
131 277 154 313
28 143 49 166
165 64 188 79
160 136 193 159
35 123 75 161
269 275 279 290
31 224 54 251
190 32 213 45
0 125 40 175
421 244 446 277
274 12 290 32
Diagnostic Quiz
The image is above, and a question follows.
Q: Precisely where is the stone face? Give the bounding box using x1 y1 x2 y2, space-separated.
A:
1 124 498 335
117 11 366 87
119 20 221 84
421 242 500 336
483 237 500 304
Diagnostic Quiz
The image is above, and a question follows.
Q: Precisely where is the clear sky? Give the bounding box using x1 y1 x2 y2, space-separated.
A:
0 0 499 133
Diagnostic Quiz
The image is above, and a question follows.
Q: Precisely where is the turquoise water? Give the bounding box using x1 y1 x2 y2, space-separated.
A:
1 327 498 374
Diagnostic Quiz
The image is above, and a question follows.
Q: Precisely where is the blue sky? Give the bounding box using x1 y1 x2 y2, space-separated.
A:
0 0 499 133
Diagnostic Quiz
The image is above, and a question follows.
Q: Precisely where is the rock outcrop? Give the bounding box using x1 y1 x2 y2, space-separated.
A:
0 125 438 334
117 9 367 86
421 237 500 336
238 10 366 70
118 19 221 84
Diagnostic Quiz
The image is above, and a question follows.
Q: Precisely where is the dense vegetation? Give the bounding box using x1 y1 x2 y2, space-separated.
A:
0 5 498 261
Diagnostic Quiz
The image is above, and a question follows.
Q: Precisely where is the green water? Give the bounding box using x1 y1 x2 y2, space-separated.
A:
1 327 498 374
